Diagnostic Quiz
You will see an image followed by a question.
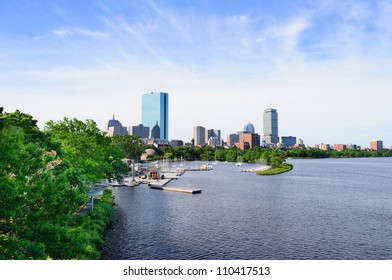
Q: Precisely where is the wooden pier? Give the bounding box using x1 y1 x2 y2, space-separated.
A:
150 185 202 194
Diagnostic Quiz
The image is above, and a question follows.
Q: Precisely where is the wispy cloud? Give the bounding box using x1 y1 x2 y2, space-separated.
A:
2 0 392 146
146 0 193 42
53 27 109 39
265 17 310 52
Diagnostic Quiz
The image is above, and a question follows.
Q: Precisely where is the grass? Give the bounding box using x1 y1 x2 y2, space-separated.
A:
257 163 293 176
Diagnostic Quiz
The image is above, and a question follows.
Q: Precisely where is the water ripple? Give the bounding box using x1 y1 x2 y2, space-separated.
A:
102 158 392 260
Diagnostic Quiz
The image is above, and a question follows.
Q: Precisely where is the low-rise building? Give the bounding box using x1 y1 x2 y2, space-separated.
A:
170 140 184 147
314 143 331 151
235 132 260 150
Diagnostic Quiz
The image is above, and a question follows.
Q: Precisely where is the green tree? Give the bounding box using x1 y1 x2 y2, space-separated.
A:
0 112 87 259
111 135 145 162
214 149 226 161
45 118 126 182
163 152 174 160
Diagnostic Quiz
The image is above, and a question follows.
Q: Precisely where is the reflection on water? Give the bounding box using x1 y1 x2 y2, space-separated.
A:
102 158 392 260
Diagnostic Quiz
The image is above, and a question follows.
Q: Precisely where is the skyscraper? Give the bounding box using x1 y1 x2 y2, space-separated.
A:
193 126 206 146
142 92 169 140
263 107 279 144
105 115 127 136
206 129 221 146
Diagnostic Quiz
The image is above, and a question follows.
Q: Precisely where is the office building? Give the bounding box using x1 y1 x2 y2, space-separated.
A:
227 134 240 147
170 140 184 147
347 144 360 150
151 121 160 139
370 139 383 151
236 131 260 150
243 122 255 133
281 136 297 148
129 124 150 139
314 143 331 151
142 92 169 140
333 144 347 151
206 129 221 145
193 126 206 146
105 115 127 136
263 107 279 144
295 138 306 148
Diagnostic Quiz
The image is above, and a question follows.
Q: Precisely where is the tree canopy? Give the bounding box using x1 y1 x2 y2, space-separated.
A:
45 118 127 183
1 110 129 259
0 110 87 259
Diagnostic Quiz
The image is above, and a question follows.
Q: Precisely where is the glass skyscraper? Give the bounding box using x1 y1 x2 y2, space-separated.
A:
142 92 169 140
263 107 279 144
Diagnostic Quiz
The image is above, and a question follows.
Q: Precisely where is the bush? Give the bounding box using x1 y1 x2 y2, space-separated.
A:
257 163 293 176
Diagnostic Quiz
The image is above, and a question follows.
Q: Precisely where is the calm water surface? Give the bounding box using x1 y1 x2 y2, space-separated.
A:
102 158 392 260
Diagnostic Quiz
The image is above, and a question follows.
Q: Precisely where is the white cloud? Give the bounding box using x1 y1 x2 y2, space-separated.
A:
53 27 109 39
2 1 392 147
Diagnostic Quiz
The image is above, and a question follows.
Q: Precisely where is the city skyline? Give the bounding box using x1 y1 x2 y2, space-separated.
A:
1 1 392 147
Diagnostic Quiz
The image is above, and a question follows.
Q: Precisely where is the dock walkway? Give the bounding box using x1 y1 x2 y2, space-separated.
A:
150 185 202 194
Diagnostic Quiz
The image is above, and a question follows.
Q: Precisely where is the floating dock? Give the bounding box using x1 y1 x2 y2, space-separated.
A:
150 185 202 194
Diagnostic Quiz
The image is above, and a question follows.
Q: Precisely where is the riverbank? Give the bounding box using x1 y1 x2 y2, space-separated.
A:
102 158 392 260
257 163 293 175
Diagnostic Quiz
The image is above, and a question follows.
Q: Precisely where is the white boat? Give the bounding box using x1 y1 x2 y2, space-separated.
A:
201 164 213 171
236 162 243 166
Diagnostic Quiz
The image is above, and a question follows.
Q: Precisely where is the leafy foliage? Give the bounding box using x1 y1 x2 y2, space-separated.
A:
45 118 127 182
111 135 145 161
0 110 118 259
0 111 87 259
155 145 391 163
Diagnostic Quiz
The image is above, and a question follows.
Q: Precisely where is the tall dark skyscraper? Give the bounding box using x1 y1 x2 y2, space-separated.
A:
142 92 169 140
263 107 279 144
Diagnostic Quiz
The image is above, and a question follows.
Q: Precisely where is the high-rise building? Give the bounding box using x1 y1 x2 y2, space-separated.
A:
263 107 279 144
105 115 127 136
142 92 169 140
370 139 383 150
129 124 150 139
243 122 255 133
206 129 221 145
281 136 297 148
151 121 160 139
227 133 239 147
193 126 206 146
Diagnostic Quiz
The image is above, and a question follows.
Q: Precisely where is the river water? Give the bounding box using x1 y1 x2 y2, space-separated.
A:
102 158 392 260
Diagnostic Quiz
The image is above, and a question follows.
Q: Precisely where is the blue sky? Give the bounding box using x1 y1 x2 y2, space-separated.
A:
1 0 391 147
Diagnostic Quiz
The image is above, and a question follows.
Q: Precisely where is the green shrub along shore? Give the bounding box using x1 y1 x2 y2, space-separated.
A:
257 163 294 176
